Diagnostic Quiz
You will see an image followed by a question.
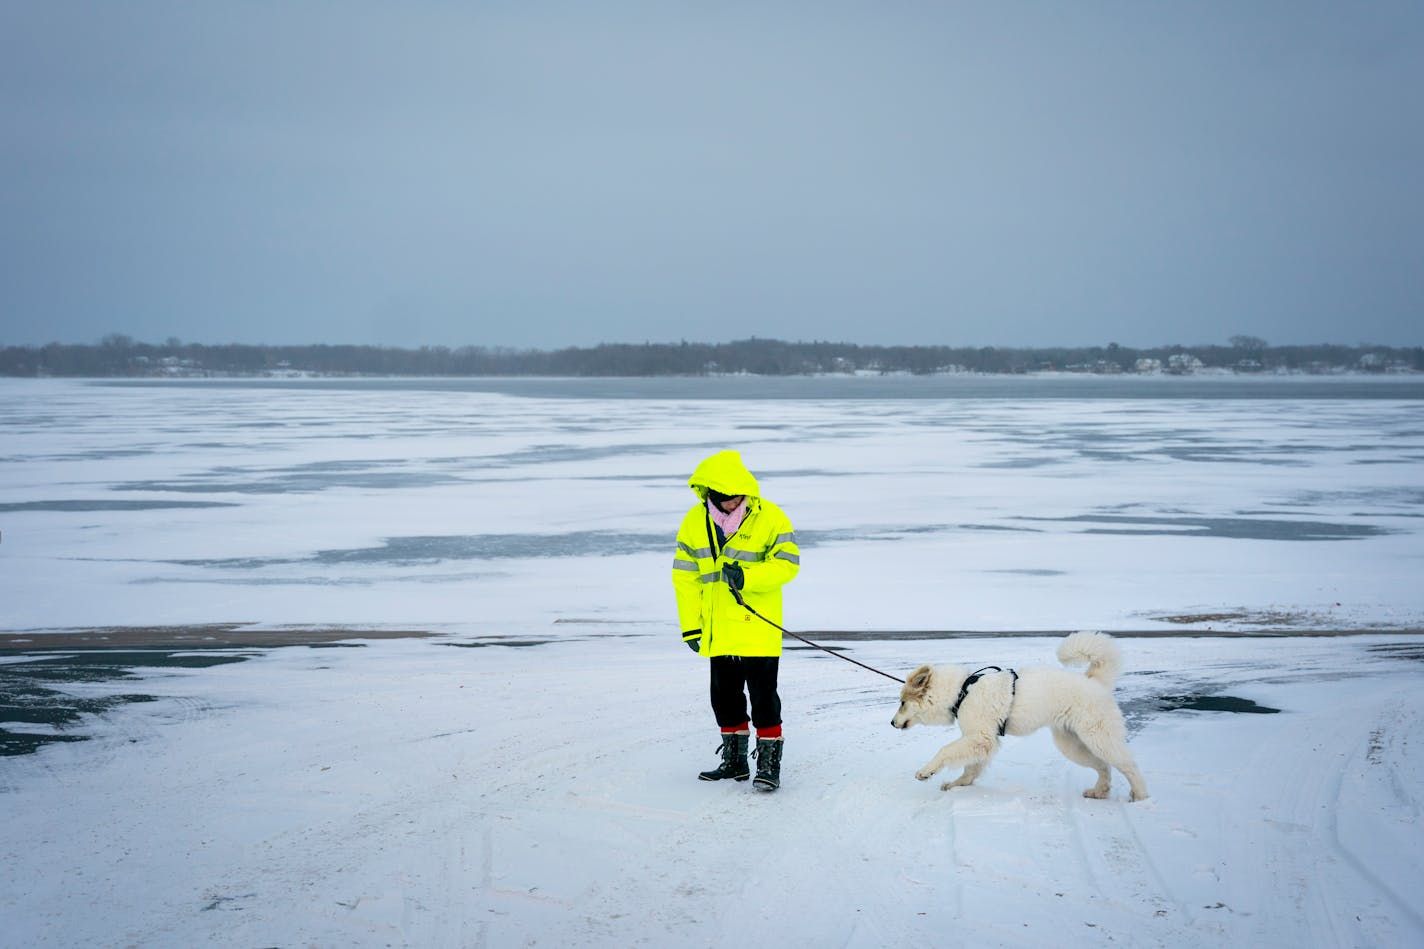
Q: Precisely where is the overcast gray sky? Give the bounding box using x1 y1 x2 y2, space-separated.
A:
3 2 1421 350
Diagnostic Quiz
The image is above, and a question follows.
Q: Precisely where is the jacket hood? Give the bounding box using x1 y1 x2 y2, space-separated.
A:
688 450 760 501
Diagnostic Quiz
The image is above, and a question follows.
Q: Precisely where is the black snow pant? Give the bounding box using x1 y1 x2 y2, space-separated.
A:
709 656 781 730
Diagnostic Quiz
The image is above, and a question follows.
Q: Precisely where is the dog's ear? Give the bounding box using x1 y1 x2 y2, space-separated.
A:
904 665 933 699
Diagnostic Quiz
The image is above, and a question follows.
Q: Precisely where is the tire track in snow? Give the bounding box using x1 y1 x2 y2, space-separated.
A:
1062 786 1192 934
1248 678 1424 947
1320 683 1424 941
1111 800 1195 924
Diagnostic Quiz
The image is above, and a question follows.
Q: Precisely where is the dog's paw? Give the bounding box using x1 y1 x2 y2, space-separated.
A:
1082 787 1110 800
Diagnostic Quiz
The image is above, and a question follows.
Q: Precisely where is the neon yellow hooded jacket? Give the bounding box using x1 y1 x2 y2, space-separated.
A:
672 450 799 657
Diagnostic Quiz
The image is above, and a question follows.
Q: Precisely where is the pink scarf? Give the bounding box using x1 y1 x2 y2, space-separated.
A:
708 496 748 536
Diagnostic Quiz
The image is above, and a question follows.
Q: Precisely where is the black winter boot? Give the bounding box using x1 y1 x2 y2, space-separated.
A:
752 737 783 791
698 732 750 781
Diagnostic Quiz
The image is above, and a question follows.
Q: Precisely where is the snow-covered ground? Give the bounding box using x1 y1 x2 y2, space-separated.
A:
2 631 1421 947
2 378 1422 947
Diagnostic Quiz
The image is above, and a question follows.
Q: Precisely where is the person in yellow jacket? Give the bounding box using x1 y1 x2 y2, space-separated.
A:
672 450 800 791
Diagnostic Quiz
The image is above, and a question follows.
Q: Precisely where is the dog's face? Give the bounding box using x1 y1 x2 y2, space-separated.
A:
891 665 939 730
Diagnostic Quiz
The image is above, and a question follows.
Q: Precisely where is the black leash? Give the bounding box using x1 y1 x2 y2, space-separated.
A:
704 504 904 685
730 585 905 685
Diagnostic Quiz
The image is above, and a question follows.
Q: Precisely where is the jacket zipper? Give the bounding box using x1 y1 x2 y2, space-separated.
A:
702 506 733 654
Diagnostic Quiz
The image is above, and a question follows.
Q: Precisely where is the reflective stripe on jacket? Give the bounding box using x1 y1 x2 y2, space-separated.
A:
671 450 799 657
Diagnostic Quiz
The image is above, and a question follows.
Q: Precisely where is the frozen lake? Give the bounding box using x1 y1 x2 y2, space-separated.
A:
2 376 1423 947
1 376 1421 634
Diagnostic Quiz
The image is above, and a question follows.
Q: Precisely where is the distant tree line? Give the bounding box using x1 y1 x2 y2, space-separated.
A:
1 333 1420 377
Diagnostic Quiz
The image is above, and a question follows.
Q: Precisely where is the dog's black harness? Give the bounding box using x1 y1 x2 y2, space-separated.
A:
951 666 1020 736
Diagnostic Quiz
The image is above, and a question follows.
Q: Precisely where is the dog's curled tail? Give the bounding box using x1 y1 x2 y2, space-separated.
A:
1057 631 1123 688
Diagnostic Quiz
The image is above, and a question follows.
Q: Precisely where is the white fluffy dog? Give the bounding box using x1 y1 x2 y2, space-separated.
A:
891 632 1149 801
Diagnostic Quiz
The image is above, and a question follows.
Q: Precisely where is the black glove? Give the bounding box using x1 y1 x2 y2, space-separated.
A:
721 562 745 591
683 629 702 653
